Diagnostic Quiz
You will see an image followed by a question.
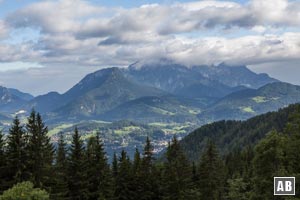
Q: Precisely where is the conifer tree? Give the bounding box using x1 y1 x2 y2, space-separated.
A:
6 117 28 186
0 131 7 193
198 141 225 200
162 136 193 200
142 137 153 170
115 150 134 200
224 147 254 200
112 152 118 178
133 148 141 174
26 111 54 189
86 133 112 200
227 177 249 200
67 127 88 199
191 162 198 184
51 133 68 200
112 151 118 198
284 105 300 196
140 137 159 200
132 149 142 200
251 130 288 199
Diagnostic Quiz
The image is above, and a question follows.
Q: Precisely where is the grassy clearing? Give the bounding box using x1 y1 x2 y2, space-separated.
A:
148 122 169 127
162 128 186 134
179 105 201 115
90 120 111 124
150 107 175 116
161 123 192 135
188 109 201 115
81 131 97 140
114 126 141 135
240 106 255 113
252 96 268 103
48 124 74 137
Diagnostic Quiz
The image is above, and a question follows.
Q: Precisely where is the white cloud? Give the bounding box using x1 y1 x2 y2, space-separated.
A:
7 0 300 39
7 0 105 34
0 20 9 39
0 0 299 66
250 0 300 26
251 26 267 33
170 33 300 66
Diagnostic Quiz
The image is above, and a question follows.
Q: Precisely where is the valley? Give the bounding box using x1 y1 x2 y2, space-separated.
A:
47 120 197 159
1 1 300 198
0 61 299 158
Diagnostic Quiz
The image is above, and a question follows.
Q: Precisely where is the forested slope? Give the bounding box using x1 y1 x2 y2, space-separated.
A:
180 103 299 161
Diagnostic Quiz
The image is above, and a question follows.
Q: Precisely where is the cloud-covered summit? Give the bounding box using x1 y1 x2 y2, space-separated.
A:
0 0 299 94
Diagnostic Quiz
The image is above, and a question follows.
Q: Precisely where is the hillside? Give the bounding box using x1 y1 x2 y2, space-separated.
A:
51 68 166 120
27 92 62 113
102 96 202 123
0 86 33 113
198 82 300 122
7 88 34 101
180 103 299 161
124 61 276 101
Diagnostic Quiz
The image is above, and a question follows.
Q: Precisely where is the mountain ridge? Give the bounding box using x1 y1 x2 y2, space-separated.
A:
0 86 34 113
198 82 300 122
0 61 294 126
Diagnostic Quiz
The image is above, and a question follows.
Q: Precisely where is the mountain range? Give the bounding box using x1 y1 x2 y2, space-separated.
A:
0 60 299 126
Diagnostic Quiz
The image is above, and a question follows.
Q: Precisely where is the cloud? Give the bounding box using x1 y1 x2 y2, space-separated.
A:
7 0 105 34
7 0 300 39
166 33 300 66
250 0 300 26
0 42 39 62
0 20 9 39
75 0 300 38
0 0 299 93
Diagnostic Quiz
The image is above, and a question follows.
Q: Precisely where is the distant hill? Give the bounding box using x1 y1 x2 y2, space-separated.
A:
180 103 299 161
198 82 300 123
8 88 34 101
27 92 62 113
0 112 11 121
103 96 201 123
0 86 34 112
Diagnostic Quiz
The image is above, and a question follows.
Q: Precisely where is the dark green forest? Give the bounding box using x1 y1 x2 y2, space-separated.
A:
1 106 300 199
180 103 300 161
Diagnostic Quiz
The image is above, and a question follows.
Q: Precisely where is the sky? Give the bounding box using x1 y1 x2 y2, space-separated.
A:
0 0 299 95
